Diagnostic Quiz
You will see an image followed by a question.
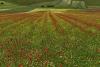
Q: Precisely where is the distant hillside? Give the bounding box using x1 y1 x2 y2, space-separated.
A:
86 0 100 6
0 0 100 6
1 0 55 5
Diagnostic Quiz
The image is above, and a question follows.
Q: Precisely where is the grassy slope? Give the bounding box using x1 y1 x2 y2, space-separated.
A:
0 0 100 13
0 0 100 6
0 1 33 13
86 0 100 6
1 0 54 5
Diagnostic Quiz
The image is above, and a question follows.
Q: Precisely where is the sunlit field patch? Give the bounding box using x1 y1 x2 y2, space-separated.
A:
0 10 100 67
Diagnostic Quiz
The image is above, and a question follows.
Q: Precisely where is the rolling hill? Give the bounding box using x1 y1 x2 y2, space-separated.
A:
0 0 99 13
1 0 54 5
0 0 100 6
86 0 100 6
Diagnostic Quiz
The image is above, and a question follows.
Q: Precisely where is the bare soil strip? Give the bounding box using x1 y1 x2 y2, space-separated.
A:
0 12 44 35
60 13 100 30
0 12 44 22
55 13 95 35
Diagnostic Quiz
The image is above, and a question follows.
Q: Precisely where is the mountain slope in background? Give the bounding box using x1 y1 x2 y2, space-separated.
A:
0 0 100 13
86 0 100 6
1 0 54 5
0 0 100 6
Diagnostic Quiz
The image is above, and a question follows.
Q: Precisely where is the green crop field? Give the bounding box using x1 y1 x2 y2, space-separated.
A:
0 9 100 67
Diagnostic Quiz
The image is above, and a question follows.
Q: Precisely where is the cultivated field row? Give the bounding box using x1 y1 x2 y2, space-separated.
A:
0 11 100 67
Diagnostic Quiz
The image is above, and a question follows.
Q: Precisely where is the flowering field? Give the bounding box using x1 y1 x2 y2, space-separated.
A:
0 10 100 67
